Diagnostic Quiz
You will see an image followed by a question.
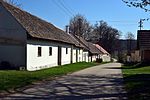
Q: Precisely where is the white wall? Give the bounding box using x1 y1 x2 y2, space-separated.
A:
101 54 111 62
61 46 71 65
72 48 77 63
83 51 89 62
27 40 73 71
77 49 83 62
92 55 97 62
27 40 58 71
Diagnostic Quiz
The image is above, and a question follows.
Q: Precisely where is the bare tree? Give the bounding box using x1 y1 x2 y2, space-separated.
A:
125 32 135 40
122 0 150 12
92 20 121 54
125 32 135 55
69 14 92 40
2 0 21 8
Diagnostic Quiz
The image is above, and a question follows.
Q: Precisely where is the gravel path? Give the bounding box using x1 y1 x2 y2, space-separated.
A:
1 63 127 100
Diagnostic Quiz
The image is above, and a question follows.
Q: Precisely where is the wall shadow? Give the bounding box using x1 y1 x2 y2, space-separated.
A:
124 74 150 100
1 74 127 100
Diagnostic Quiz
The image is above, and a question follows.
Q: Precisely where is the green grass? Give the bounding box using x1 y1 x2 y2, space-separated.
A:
0 62 98 92
122 64 150 100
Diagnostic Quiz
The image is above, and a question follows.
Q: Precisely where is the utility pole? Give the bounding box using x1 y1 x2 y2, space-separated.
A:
138 18 149 30
138 19 143 30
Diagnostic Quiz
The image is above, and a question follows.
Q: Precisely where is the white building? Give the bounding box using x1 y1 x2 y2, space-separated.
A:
73 35 101 62
94 44 111 62
68 34 84 63
0 1 83 71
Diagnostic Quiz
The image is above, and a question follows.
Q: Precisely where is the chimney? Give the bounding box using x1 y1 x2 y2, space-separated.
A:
65 25 70 34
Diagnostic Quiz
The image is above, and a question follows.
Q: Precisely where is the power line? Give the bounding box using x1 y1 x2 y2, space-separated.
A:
61 0 76 14
59 0 74 16
51 0 72 17
90 20 137 23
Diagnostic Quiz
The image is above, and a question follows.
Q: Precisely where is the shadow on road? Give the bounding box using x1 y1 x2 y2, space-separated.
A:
1 74 127 100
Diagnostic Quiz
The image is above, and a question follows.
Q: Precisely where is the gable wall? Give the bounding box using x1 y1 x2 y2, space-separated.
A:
83 51 89 62
0 4 26 69
0 45 26 68
0 4 26 43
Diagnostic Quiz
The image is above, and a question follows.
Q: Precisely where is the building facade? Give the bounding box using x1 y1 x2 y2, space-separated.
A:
137 30 150 63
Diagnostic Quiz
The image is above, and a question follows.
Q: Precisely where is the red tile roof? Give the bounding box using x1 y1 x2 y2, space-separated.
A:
93 44 110 55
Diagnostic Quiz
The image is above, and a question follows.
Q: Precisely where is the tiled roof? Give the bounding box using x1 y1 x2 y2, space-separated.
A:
0 1 77 45
69 34 84 48
88 42 101 54
73 35 101 54
94 44 110 55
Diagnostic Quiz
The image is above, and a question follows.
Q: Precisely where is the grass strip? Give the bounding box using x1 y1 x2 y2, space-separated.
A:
0 62 98 91
122 64 150 100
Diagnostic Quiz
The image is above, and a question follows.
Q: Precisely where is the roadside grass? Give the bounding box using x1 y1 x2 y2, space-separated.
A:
0 62 98 92
122 64 150 100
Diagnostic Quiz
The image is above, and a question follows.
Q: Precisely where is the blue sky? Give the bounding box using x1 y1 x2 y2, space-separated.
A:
16 0 150 39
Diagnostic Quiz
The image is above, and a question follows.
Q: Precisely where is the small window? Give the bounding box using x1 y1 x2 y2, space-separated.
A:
79 49 80 54
66 48 68 54
49 47 52 56
38 47 42 57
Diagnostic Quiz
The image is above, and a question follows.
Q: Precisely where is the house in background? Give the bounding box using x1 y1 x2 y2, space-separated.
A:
137 30 150 63
73 35 101 62
88 42 101 62
0 1 83 71
130 50 141 63
113 39 137 63
70 35 90 62
68 34 85 63
94 44 111 62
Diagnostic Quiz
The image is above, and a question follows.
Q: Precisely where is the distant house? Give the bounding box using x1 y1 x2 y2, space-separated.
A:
130 50 141 63
88 42 101 62
137 30 150 62
0 1 83 71
68 34 85 63
94 44 111 62
72 35 101 62
113 39 137 62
